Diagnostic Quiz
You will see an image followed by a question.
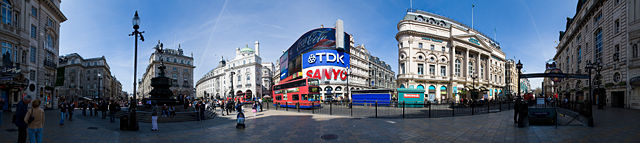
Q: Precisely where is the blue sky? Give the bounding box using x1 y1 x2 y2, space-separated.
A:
59 0 578 93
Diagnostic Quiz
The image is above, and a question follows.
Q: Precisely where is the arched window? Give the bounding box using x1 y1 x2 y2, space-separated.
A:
335 86 342 91
400 84 405 88
455 59 461 77
1 0 12 25
417 85 424 89
440 86 447 96
324 86 333 92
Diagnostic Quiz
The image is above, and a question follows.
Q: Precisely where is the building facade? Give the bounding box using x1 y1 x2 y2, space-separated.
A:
195 41 263 100
368 53 396 89
139 43 195 100
56 53 122 101
396 9 507 102
0 0 66 109
504 59 517 97
629 0 640 109
554 0 639 109
261 62 274 97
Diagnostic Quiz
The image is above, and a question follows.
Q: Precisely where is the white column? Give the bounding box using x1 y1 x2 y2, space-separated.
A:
465 48 469 79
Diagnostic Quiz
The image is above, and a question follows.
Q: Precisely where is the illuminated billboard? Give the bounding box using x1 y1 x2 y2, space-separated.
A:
278 28 351 81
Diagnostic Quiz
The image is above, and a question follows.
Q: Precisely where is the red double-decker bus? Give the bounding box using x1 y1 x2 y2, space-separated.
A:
272 78 321 108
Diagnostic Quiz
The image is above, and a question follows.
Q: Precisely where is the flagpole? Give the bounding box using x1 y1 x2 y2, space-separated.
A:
472 3 474 30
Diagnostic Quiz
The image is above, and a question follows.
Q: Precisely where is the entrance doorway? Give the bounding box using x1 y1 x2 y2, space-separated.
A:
611 91 625 108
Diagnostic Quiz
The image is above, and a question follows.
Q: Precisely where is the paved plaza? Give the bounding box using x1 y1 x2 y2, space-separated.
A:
1 106 639 143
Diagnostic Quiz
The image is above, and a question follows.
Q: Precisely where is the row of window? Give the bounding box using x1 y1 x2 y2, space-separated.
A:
417 43 446 52
1 42 39 64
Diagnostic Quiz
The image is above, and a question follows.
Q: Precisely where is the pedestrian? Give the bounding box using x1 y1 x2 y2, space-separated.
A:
258 98 263 112
58 101 67 126
102 101 108 119
220 101 226 116
252 102 257 117
151 104 159 132
109 101 118 123
88 101 94 116
235 101 243 113
168 105 176 118
236 111 245 129
199 101 206 120
67 101 74 121
13 95 32 143
161 104 168 118
82 101 87 116
257 99 262 112
25 99 44 143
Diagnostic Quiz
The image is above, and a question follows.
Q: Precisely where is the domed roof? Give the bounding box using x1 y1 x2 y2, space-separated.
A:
240 44 254 53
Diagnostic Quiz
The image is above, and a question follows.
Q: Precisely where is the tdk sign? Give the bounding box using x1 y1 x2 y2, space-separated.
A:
302 49 350 68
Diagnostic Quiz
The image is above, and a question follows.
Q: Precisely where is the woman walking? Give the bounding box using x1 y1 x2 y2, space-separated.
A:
25 99 44 143
252 102 257 117
151 104 159 132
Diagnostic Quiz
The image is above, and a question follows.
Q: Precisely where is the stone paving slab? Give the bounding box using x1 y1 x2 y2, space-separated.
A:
1 106 639 142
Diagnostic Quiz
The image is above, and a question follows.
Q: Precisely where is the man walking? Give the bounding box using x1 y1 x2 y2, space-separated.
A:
82 101 87 116
68 101 74 121
58 101 67 126
199 101 206 120
13 95 32 143
101 101 108 119
89 101 94 117
109 101 118 123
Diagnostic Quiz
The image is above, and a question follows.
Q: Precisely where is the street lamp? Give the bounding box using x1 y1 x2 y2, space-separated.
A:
98 73 102 100
230 72 235 99
127 11 144 131
515 60 523 98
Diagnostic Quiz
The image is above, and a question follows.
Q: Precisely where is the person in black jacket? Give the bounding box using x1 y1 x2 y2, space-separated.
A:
199 101 206 120
68 101 74 121
13 95 32 143
58 101 67 126
101 101 108 119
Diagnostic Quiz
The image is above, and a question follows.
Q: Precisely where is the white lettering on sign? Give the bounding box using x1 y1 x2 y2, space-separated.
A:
404 94 420 98
308 52 344 64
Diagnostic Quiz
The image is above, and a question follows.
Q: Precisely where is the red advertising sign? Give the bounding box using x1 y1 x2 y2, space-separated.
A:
404 94 419 98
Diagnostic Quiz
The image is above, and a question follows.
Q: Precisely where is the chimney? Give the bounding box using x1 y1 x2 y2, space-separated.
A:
254 41 260 56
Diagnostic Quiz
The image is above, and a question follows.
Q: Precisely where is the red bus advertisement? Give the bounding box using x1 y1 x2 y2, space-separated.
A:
272 78 321 108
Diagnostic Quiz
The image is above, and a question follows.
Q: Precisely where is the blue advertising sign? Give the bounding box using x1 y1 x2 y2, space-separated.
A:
302 49 350 68
278 28 351 80
279 51 289 80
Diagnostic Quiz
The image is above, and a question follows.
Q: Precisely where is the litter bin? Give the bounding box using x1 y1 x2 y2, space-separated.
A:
120 115 129 130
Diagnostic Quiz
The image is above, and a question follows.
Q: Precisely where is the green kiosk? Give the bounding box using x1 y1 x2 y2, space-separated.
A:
397 88 425 108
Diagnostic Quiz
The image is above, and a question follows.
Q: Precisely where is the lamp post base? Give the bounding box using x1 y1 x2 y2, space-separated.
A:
128 112 139 131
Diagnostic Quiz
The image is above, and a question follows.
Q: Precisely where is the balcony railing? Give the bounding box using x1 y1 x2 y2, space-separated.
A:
43 59 57 68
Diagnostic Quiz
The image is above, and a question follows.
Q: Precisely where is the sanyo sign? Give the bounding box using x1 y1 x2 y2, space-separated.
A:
302 49 350 84
302 49 350 68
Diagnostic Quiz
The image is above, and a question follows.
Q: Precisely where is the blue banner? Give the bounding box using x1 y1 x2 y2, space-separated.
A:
302 49 350 68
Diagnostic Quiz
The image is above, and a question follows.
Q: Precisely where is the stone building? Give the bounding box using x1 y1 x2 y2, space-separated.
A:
554 0 640 109
195 41 263 100
0 0 66 109
629 0 640 109
139 42 195 100
396 9 507 102
504 59 517 97
56 53 122 101
261 62 274 97
367 53 395 89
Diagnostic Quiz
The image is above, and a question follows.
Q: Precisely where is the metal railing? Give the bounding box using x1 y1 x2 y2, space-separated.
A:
266 100 514 119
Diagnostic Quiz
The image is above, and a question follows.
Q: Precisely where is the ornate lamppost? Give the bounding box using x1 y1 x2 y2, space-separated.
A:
127 11 144 131
516 60 522 98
